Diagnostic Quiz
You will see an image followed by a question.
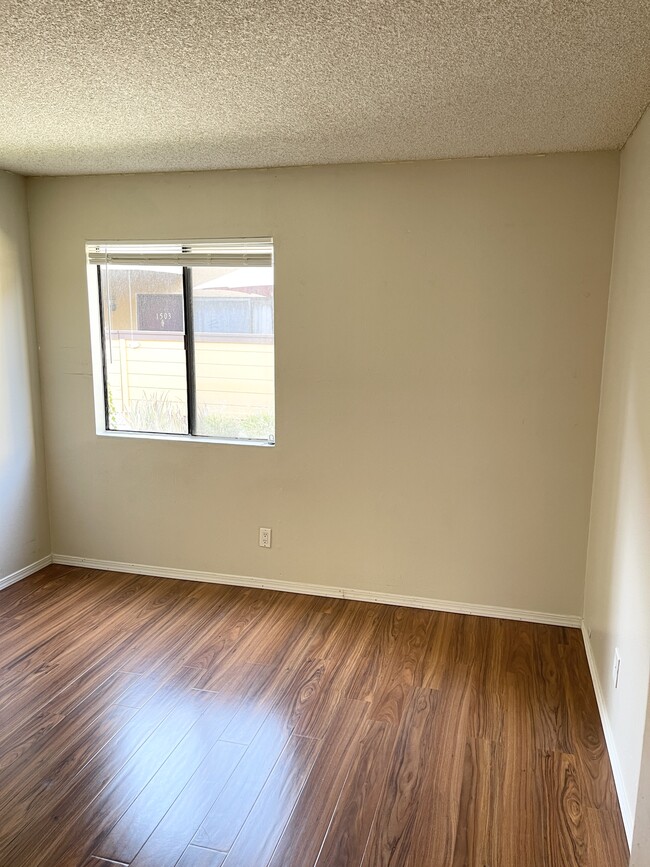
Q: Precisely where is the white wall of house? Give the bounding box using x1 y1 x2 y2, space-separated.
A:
26 152 619 618
0 170 50 582
584 105 650 844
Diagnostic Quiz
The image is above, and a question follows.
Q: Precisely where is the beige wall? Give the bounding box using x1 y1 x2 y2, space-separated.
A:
584 108 650 841
0 171 50 582
27 152 618 616
630 681 650 865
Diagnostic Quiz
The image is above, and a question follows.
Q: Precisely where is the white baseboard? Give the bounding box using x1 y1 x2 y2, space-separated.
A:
51 553 581 628
0 554 53 592
581 622 634 844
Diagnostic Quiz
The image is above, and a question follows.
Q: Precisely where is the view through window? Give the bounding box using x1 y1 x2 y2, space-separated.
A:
87 240 275 444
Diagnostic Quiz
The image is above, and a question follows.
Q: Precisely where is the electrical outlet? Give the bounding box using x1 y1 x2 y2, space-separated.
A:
259 527 272 548
612 648 621 688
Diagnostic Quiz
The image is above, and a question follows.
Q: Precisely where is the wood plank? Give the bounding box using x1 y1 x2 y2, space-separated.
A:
361 687 441 865
293 601 380 739
539 749 588 866
183 588 273 673
208 602 352 746
346 605 402 702
314 719 397 867
369 606 435 726
93 690 246 863
560 630 621 812
364 669 471 867
0 574 195 744
3 667 202 865
451 738 502 867
500 673 546 867
265 698 369 867
177 847 227 867
221 734 321 867
43 677 216 866
420 610 459 691
81 858 129 867
191 659 327 851
0 702 137 847
129 741 246 867
0 670 141 811
585 806 629 867
202 592 313 677
0 565 628 867
0 668 139 775
0 564 76 619
462 616 506 743
212 662 297 745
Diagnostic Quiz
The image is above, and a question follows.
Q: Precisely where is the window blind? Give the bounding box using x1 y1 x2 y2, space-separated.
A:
86 238 273 267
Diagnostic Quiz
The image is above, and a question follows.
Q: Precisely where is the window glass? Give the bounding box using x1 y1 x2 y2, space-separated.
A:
101 265 188 435
191 266 275 441
90 240 275 444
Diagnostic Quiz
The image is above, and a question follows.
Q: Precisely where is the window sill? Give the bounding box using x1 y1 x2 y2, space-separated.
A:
95 428 275 447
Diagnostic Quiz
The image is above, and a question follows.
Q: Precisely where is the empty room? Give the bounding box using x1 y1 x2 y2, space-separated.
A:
1 1 649 865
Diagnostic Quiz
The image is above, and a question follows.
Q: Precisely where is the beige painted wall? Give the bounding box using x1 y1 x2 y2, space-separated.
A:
630 680 650 865
584 108 650 840
27 152 618 616
0 171 50 581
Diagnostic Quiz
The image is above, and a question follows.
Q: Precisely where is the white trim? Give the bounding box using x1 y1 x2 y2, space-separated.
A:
85 252 276 447
0 555 53 592
51 554 581 628
94 429 273 447
581 622 634 843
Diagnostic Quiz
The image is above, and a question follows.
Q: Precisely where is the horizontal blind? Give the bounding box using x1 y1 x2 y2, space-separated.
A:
87 238 273 267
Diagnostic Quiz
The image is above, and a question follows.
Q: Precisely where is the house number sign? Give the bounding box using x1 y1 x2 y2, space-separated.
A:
137 294 184 332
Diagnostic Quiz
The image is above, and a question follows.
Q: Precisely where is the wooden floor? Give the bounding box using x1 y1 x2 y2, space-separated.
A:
0 565 628 867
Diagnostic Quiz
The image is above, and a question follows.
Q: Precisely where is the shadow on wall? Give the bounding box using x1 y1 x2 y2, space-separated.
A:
586 293 650 832
0 225 44 575
600 355 650 651
630 677 650 865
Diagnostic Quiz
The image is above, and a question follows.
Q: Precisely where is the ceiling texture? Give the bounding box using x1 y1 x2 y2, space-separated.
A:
2 0 650 176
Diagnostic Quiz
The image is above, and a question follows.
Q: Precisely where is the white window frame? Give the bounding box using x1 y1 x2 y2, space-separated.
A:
86 238 275 447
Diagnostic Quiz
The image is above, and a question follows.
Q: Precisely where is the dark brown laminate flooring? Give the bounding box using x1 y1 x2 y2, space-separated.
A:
0 565 629 867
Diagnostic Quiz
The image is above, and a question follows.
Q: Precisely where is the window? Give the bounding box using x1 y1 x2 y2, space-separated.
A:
86 239 275 445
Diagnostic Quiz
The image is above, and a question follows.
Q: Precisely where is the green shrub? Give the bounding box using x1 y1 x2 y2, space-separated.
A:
114 391 274 440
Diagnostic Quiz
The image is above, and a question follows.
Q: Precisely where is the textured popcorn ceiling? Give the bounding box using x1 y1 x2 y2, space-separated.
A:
1 0 650 175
